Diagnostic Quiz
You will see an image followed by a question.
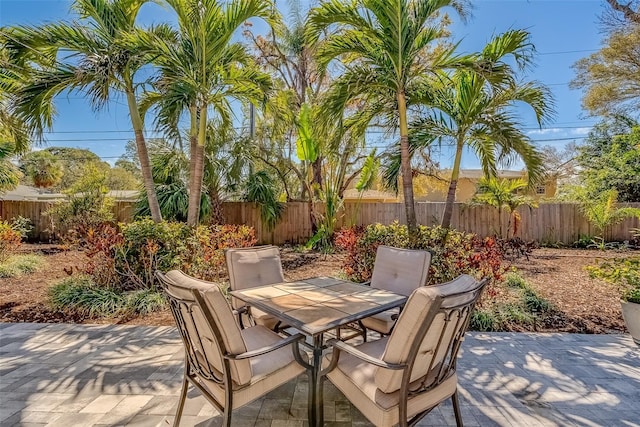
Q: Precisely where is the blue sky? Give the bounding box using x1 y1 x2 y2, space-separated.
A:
1 0 605 168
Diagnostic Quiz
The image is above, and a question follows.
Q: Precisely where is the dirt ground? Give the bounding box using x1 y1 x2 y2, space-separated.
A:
0 244 634 333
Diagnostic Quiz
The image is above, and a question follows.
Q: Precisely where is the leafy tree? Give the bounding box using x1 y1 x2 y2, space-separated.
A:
22 150 63 189
576 189 640 249
5 0 163 221
410 30 552 228
602 0 640 28
576 117 640 202
106 166 140 191
140 0 274 226
21 147 102 190
471 177 537 239
571 26 640 116
306 0 470 235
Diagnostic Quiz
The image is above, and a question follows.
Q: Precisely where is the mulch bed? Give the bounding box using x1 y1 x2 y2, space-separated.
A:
0 244 634 333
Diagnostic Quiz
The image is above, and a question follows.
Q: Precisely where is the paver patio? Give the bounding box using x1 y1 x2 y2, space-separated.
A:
0 323 638 427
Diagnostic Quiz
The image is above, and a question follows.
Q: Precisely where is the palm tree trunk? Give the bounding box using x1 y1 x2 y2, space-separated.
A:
187 105 207 226
125 85 162 223
188 104 198 201
441 139 464 228
397 91 417 234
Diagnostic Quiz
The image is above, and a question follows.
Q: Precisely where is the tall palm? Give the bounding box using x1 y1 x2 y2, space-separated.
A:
3 0 163 221
141 0 274 225
411 30 553 228
306 0 469 234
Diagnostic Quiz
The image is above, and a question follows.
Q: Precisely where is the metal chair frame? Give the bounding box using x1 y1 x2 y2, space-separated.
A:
326 278 488 427
157 271 304 427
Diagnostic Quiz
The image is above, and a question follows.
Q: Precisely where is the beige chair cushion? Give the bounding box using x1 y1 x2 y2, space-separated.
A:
370 246 431 296
359 307 399 335
325 337 457 427
226 246 284 309
165 270 252 386
376 274 479 393
200 324 306 409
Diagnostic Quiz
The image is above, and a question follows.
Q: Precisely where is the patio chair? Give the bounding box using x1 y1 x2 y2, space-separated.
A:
225 245 286 330
156 270 306 427
358 245 431 340
325 274 487 427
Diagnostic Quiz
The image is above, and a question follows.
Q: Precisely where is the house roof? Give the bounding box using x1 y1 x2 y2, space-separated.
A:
0 185 139 201
441 169 527 179
342 188 398 201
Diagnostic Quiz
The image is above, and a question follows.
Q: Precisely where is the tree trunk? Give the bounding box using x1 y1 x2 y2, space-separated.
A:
311 156 323 196
125 86 162 223
397 91 417 234
209 187 224 225
187 105 207 226
441 139 464 229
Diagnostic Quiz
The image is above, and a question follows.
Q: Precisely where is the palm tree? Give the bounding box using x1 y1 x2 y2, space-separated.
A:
3 0 163 222
471 177 537 239
22 150 64 189
141 0 274 226
411 30 553 228
306 0 469 235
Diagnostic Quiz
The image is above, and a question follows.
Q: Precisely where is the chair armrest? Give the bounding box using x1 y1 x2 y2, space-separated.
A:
225 333 305 360
327 338 406 370
361 281 371 287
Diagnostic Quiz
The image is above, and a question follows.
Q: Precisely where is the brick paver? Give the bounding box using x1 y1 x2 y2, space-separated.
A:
0 323 638 426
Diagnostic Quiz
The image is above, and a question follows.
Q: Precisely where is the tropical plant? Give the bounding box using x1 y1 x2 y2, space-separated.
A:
138 0 274 226
4 0 162 221
577 189 640 249
409 30 552 229
588 257 640 304
21 150 63 189
135 139 211 222
471 177 538 239
306 0 471 235
244 170 285 232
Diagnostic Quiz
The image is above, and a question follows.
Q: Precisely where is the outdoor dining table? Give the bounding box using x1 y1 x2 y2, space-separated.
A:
230 276 407 427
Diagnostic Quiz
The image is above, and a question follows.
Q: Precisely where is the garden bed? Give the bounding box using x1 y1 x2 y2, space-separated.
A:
0 244 632 333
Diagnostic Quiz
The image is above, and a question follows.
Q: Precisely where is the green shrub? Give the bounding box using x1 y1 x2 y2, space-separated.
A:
49 275 167 317
587 257 640 304
126 289 167 315
498 303 536 326
83 219 256 291
504 272 528 289
522 288 552 312
470 309 499 331
0 254 44 278
335 222 505 285
49 276 125 317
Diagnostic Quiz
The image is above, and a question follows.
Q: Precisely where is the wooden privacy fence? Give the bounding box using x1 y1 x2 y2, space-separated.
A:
1 200 638 245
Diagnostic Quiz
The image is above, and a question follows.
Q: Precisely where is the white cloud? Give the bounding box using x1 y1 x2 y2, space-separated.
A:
526 128 564 136
571 127 591 136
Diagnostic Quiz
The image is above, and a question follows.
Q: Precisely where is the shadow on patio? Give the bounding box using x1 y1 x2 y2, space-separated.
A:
0 323 638 426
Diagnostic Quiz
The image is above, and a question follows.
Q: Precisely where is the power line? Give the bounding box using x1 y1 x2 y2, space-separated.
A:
537 48 598 55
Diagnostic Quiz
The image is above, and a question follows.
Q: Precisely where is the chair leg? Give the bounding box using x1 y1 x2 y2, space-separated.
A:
358 320 367 342
452 390 463 427
173 376 189 427
222 406 232 427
